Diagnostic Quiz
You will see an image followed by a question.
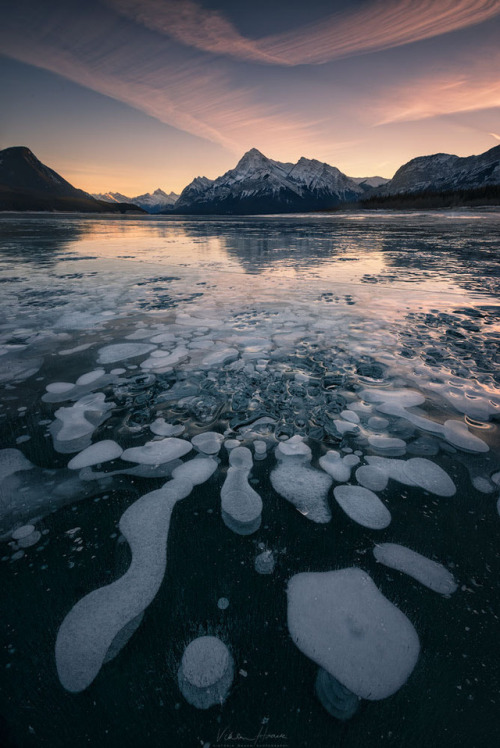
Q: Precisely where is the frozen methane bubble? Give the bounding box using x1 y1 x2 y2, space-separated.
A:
217 597 229 610
315 668 360 720
287 569 420 700
55 477 193 692
355 465 388 492
50 393 114 454
18 530 42 548
201 348 238 366
224 439 240 451
121 438 192 465
373 543 458 596
46 382 74 394
443 420 489 453
191 432 224 455
221 467 263 535
271 461 332 523
97 343 156 364
276 435 312 459
150 419 185 437
172 457 217 485
76 369 105 386
368 436 406 457
11 524 36 540
0 449 34 485
254 550 275 575
228 446 253 469
68 440 123 470
333 486 391 529
319 451 353 484
253 440 267 455
403 458 456 497
178 636 234 709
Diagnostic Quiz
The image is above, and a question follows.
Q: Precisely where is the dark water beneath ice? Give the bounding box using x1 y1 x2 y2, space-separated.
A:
0 212 499 748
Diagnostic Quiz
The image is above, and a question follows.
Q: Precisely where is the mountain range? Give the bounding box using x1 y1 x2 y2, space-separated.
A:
1 143 499 214
92 188 179 213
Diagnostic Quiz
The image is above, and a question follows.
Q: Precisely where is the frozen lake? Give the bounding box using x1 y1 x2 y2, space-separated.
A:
0 212 499 747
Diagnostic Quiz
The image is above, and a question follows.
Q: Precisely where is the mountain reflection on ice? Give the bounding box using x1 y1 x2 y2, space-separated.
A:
0 213 499 748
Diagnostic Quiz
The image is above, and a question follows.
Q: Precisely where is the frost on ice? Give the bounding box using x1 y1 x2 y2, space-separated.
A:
373 543 458 595
287 569 420 701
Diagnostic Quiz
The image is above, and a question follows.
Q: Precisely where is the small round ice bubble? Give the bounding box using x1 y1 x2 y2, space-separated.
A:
253 440 267 455
178 636 234 709
254 550 275 575
217 597 230 610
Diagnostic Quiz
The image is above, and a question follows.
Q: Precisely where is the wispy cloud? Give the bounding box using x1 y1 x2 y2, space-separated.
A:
373 55 500 124
107 0 500 65
490 132 500 140
0 2 320 154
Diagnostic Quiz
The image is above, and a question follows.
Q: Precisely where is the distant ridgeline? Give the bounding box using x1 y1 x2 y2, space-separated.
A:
1 143 499 214
0 147 145 214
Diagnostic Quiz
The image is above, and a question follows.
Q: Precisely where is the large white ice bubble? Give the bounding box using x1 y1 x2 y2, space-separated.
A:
55 477 193 692
0 449 34 485
172 457 217 485
191 432 224 455
68 441 123 470
287 569 420 700
50 393 114 454
97 343 156 364
333 485 391 529
221 466 262 535
178 636 234 709
443 420 489 453
319 451 354 483
374 543 458 595
271 460 332 524
121 438 192 465
276 435 312 460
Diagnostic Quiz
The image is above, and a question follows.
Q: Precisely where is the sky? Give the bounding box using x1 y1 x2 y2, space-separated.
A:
1 0 500 195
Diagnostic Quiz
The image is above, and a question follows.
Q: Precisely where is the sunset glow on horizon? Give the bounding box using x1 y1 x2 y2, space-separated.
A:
1 0 499 195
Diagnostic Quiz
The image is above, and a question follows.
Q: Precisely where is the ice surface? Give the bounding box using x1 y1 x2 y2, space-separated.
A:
55 477 193 692
68 440 123 470
191 432 224 455
333 485 391 529
287 569 420 700
178 636 234 709
121 438 192 465
98 343 156 364
374 543 458 595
